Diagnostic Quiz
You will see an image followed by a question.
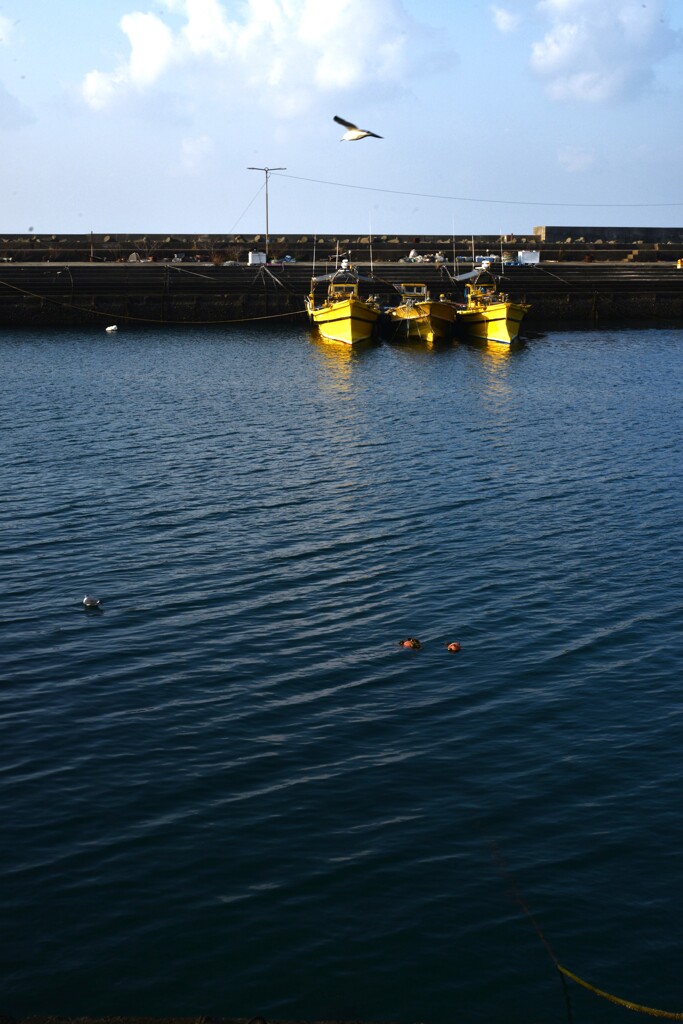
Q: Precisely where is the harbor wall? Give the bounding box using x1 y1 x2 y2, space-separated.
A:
0 262 682 329
535 225 683 244
3 230 683 266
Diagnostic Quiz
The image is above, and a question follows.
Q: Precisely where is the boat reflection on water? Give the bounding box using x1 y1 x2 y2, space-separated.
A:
307 329 375 357
482 338 518 361
385 329 456 354
307 329 375 392
469 337 525 402
306 324 528 404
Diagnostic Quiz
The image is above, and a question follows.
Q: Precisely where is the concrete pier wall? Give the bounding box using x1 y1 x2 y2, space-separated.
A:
0 262 682 329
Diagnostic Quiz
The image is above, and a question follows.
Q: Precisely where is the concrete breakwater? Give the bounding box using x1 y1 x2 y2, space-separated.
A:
0 261 682 328
3 227 683 265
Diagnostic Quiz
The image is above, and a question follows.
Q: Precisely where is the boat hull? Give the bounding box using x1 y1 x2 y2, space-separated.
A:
307 296 379 345
387 300 457 342
456 301 529 344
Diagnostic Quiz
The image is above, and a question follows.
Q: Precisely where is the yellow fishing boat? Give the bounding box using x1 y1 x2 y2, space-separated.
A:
386 283 458 342
306 267 381 345
455 270 530 345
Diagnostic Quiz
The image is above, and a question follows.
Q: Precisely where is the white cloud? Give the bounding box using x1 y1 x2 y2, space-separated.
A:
180 133 214 172
531 0 679 102
81 0 441 113
178 0 234 59
490 6 521 33
82 69 125 110
82 11 176 108
0 14 13 45
557 144 594 172
124 12 176 87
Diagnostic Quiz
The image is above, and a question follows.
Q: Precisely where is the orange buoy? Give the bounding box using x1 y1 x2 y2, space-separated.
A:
446 641 461 652
399 638 422 650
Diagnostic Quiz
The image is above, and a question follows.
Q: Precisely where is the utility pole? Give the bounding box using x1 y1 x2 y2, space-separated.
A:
247 166 286 262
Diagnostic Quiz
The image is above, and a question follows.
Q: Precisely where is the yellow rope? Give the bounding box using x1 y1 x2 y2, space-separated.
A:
558 965 683 1019
0 276 305 325
486 839 683 1023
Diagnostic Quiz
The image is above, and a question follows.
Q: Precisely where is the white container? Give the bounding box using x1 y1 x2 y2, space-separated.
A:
517 250 540 265
248 251 267 266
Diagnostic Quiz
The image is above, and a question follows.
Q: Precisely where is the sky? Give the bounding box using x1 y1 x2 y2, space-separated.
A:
1 0 682 236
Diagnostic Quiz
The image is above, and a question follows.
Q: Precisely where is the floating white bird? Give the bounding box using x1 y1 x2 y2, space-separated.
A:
105 325 118 333
334 115 382 141
83 594 102 608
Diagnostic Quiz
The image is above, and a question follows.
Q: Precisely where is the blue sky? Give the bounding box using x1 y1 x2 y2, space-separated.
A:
1 0 682 235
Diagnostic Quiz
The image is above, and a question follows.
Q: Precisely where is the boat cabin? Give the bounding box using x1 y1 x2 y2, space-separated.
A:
399 283 430 301
308 268 383 312
329 283 359 301
465 271 506 307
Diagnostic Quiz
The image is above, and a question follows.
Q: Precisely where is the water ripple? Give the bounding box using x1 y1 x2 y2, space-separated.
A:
1 327 682 1022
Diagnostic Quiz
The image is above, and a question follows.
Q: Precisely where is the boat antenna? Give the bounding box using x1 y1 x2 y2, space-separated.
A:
246 166 286 262
312 233 317 278
471 234 475 267
369 214 374 274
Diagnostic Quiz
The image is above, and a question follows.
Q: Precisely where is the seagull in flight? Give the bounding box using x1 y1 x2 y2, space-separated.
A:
334 115 382 141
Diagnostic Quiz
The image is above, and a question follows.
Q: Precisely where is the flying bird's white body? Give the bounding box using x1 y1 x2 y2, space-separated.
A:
334 115 382 141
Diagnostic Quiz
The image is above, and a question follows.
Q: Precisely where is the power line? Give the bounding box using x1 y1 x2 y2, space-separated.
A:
275 172 683 209
229 180 266 233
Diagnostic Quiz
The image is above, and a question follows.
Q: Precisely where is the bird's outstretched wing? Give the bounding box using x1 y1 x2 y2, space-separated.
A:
334 115 357 129
364 131 382 139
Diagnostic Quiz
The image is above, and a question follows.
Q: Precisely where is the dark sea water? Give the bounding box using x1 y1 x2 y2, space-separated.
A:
1 325 682 1024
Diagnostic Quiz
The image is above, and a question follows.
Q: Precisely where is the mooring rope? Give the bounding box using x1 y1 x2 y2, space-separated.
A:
488 839 683 1020
167 263 239 282
556 967 683 1020
0 275 305 325
487 839 574 1024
